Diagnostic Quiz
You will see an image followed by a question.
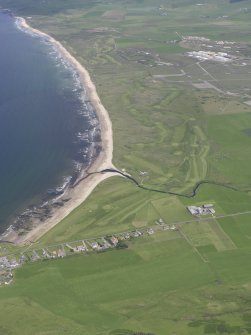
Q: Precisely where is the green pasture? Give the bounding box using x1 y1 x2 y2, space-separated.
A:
36 177 251 250
2 179 251 334
6 0 249 194
0 0 251 333
1 229 251 334
2 170 249 258
182 183 251 213
217 214 251 249
207 113 251 188
179 219 237 252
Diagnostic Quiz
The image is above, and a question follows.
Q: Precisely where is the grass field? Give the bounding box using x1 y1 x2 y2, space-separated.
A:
1 0 251 193
32 176 251 248
0 176 249 334
1 230 251 334
1 0 251 334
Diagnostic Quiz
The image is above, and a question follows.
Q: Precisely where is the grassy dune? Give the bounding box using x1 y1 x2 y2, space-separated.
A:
1 0 251 334
2 0 251 192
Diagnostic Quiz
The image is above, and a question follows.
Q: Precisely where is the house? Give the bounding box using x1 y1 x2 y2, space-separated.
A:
110 236 119 246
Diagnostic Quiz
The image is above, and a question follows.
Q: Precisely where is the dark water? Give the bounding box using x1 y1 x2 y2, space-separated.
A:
0 13 99 233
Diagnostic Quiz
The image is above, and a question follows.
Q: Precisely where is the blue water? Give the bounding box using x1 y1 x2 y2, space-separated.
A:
0 13 99 233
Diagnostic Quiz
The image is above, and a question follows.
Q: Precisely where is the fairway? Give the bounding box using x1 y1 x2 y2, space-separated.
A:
3 0 250 195
0 0 251 334
0 178 250 334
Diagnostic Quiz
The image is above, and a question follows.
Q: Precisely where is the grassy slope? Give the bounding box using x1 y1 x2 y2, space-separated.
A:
1 0 251 334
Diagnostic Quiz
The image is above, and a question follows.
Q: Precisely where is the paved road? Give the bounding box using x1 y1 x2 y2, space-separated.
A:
3 209 251 258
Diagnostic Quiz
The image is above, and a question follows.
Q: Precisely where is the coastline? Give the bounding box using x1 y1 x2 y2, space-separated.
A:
10 17 117 245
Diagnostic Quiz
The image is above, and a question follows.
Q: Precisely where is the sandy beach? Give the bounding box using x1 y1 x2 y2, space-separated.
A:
11 17 117 244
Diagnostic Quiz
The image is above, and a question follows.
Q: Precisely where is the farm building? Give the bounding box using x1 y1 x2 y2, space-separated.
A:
187 204 215 216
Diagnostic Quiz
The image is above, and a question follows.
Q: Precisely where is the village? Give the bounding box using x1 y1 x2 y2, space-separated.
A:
0 203 217 286
182 35 250 66
0 223 177 285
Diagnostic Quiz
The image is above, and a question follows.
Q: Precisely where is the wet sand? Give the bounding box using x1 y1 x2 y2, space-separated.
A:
13 17 117 244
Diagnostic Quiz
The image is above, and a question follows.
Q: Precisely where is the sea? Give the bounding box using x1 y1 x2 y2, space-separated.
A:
0 12 100 234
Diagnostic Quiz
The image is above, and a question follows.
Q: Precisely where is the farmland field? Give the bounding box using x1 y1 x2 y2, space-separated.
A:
1 0 251 334
1 227 251 334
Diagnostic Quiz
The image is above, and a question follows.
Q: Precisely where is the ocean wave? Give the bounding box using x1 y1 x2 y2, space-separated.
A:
9 16 102 234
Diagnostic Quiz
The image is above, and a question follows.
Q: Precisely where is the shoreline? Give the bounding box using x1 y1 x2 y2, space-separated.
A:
9 17 117 245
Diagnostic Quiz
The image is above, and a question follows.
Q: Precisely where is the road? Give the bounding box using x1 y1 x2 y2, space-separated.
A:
3 209 251 259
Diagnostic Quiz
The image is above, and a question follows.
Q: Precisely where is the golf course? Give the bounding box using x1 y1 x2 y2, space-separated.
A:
0 0 251 334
